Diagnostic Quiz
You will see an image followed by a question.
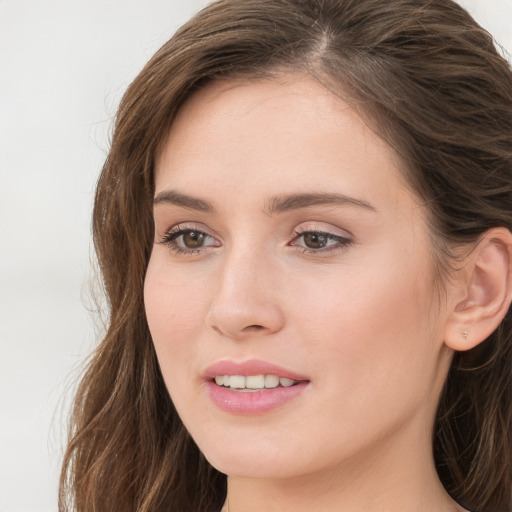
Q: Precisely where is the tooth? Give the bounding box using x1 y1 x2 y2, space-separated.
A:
215 374 298 389
246 375 265 389
279 377 295 387
229 375 246 389
264 375 279 388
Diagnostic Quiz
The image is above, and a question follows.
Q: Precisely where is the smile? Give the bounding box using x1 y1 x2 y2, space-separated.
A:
203 360 310 414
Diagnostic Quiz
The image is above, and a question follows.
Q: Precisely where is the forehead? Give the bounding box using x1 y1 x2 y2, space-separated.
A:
161 75 374 157
155 74 416 215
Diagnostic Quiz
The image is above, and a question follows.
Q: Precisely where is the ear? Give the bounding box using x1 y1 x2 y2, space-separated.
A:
444 227 512 351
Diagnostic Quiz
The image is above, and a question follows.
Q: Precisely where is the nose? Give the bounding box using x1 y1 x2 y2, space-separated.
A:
205 249 285 341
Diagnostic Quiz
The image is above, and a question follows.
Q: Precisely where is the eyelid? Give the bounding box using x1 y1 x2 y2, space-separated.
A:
158 222 218 241
289 222 354 254
292 221 354 239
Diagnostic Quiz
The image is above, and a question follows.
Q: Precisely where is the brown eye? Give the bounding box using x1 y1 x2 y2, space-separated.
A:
302 232 328 249
159 226 220 255
290 229 353 254
182 231 205 248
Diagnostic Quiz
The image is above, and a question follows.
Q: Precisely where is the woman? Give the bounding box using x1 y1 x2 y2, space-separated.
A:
59 0 512 511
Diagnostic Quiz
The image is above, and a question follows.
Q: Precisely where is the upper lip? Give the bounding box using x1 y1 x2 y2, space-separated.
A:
203 359 310 382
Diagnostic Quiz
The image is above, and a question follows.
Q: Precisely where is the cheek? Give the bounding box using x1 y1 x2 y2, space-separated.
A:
292 247 438 403
143 258 209 387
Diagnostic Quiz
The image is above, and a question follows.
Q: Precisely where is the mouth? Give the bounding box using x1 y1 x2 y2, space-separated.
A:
203 360 310 414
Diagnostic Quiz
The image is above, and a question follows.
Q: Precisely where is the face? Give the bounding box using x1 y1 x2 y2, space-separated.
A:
144 75 453 480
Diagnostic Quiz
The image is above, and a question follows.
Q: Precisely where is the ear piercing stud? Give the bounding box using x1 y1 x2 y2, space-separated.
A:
462 331 468 340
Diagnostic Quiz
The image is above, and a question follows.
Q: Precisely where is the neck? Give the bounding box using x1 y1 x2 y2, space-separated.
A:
221 418 466 512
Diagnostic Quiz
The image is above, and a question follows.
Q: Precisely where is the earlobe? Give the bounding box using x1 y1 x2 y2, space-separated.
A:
444 228 512 352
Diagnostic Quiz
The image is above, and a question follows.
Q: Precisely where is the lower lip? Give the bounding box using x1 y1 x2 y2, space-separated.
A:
206 381 309 415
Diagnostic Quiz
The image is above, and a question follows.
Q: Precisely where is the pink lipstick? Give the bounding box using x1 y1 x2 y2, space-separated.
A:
203 359 310 415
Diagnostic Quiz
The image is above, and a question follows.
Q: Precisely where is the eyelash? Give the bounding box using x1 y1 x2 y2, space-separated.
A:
291 227 353 255
158 225 216 255
158 225 353 256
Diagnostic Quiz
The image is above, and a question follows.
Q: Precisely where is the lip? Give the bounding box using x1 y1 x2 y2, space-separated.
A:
203 359 309 381
203 359 310 415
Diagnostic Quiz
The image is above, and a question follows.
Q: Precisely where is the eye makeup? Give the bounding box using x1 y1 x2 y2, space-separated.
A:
289 227 353 255
157 220 354 258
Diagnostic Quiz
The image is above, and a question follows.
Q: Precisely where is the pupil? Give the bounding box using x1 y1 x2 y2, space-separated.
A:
304 233 327 249
183 231 204 248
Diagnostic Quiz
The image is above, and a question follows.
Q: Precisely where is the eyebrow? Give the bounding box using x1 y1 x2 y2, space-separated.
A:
265 192 376 215
153 190 376 214
153 189 215 213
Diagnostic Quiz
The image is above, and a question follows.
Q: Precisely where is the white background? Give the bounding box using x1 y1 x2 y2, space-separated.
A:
0 1 510 510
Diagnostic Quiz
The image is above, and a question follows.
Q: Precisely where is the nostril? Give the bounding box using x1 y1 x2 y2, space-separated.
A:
244 325 265 331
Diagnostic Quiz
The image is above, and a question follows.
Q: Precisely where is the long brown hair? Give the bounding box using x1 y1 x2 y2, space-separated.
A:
59 1 512 511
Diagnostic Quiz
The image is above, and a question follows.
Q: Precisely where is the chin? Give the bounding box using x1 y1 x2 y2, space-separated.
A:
204 450 300 480
191 419 350 483
191 427 311 479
